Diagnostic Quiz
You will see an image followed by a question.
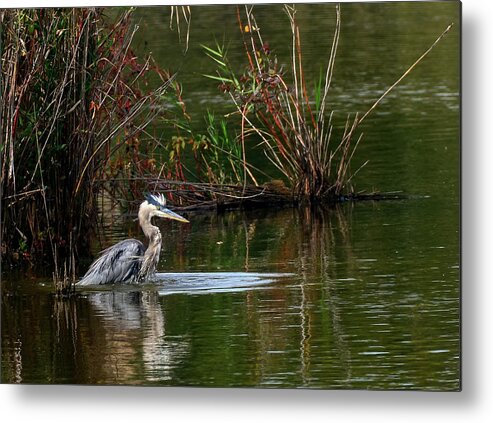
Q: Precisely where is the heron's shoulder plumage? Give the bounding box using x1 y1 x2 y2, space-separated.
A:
77 238 145 286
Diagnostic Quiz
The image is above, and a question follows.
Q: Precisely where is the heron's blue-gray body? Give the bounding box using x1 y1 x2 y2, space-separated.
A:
77 239 144 286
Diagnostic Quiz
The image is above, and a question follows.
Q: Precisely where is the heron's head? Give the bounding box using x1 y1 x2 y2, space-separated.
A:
140 193 189 223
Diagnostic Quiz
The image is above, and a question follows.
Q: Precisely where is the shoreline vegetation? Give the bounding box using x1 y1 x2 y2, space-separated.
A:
0 6 452 294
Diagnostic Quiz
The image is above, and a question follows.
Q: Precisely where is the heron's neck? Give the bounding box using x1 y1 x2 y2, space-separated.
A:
137 207 158 240
137 213 162 282
140 218 160 243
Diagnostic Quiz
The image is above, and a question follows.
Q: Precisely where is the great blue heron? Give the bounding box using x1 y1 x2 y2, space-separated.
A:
76 193 188 286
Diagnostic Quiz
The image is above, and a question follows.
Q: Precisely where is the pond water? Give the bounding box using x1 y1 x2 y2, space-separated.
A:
1 2 460 390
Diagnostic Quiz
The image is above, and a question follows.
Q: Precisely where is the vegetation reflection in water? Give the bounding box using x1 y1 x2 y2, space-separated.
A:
2 203 459 389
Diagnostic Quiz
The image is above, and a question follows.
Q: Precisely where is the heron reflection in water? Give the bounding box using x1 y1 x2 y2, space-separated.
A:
77 193 188 286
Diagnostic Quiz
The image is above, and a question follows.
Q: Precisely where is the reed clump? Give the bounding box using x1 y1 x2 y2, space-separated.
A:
0 8 175 293
202 5 354 202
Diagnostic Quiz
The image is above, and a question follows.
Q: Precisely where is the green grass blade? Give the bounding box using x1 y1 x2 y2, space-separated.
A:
202 74 235 84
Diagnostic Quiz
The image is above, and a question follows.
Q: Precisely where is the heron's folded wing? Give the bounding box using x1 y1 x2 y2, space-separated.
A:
77 239 145 285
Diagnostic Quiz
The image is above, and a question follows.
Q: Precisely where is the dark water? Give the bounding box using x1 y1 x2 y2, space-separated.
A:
1 3 460 390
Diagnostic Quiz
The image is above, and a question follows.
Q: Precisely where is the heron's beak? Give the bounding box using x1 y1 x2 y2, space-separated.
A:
156 208 189 223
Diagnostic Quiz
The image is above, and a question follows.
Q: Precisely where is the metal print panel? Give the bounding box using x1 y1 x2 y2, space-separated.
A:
1 2 460 390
